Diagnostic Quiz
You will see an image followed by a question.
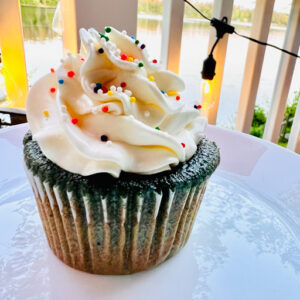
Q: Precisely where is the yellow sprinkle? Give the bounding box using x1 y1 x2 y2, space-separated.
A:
148 76 155 82
43 110 49 117
130 96 136 103
107 91 114 96
167 90 177 96
127 56 134 62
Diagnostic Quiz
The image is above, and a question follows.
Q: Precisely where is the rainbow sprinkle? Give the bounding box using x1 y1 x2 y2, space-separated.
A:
71 118 78 124
105 27 111 33
99 32 109 41
107 91 114 96
58 79 64 84
94 83 102 93
148 76 155 82
127 56 134 62
121 53 128 60
67 71 75 78
130 96 136 103
101 135 108 142
138 62 144 68
167 91 177 96
43 110 49 117
101 86 108 93
102 105 109 113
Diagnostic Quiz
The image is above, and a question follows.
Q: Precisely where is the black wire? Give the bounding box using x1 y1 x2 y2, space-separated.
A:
210 37 220 56
183 0 300 59
183 0 211 21
234 30 300 58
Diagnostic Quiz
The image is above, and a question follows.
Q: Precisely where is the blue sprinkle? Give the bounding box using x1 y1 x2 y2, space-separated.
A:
96 83 102 88
58 79 64 84
130 35 135 39
161 90 165 94
194 105 198 109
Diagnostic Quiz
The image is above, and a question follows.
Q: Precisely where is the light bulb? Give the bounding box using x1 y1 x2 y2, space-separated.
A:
0 67 7 101
202 80 211 94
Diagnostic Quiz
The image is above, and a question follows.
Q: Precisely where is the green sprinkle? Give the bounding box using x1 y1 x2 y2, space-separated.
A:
99 32 109 41
135 40 139 45
105 27 111 33
155 126 160 130
138 62 144 68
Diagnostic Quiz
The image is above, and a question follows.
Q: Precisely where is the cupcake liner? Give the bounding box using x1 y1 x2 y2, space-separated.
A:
25 166 209 275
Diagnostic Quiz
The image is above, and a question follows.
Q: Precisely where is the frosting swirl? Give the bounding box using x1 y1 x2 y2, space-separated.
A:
26 27 207 177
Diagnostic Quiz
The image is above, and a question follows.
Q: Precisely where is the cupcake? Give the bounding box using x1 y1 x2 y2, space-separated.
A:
24 27 220 274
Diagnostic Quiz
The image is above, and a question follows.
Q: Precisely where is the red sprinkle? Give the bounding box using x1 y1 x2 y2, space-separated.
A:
50 87 56 93
71 118 78 125
152 59 157 63
80 58 85 61
67 70 75 78
50 68 55 73
121 53 128 60
120 82 126 88
197 105 202 109
101 86 108 93
102 105 109 113
181 143 186 148
176 96 180 101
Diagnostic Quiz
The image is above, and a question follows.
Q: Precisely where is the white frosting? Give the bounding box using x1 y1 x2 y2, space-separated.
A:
26 27 207 177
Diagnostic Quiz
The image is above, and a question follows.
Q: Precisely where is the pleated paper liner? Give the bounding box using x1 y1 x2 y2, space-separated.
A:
25 167 208 275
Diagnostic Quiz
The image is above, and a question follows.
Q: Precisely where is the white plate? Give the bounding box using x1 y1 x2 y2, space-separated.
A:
0 124 300 300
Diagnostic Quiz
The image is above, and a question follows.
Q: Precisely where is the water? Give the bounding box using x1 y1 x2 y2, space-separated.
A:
21 6 63 85
21 6 300 128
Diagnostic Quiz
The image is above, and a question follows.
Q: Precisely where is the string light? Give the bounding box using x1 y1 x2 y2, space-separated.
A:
183 0 300 81
202 80 211 94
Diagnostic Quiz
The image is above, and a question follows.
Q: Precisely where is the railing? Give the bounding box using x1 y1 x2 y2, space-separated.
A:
0 0 299 153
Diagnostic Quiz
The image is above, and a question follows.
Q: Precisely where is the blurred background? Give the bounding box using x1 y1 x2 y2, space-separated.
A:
1 0 299 146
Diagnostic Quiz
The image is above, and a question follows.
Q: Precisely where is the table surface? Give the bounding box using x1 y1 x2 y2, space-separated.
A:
0 124 300 300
